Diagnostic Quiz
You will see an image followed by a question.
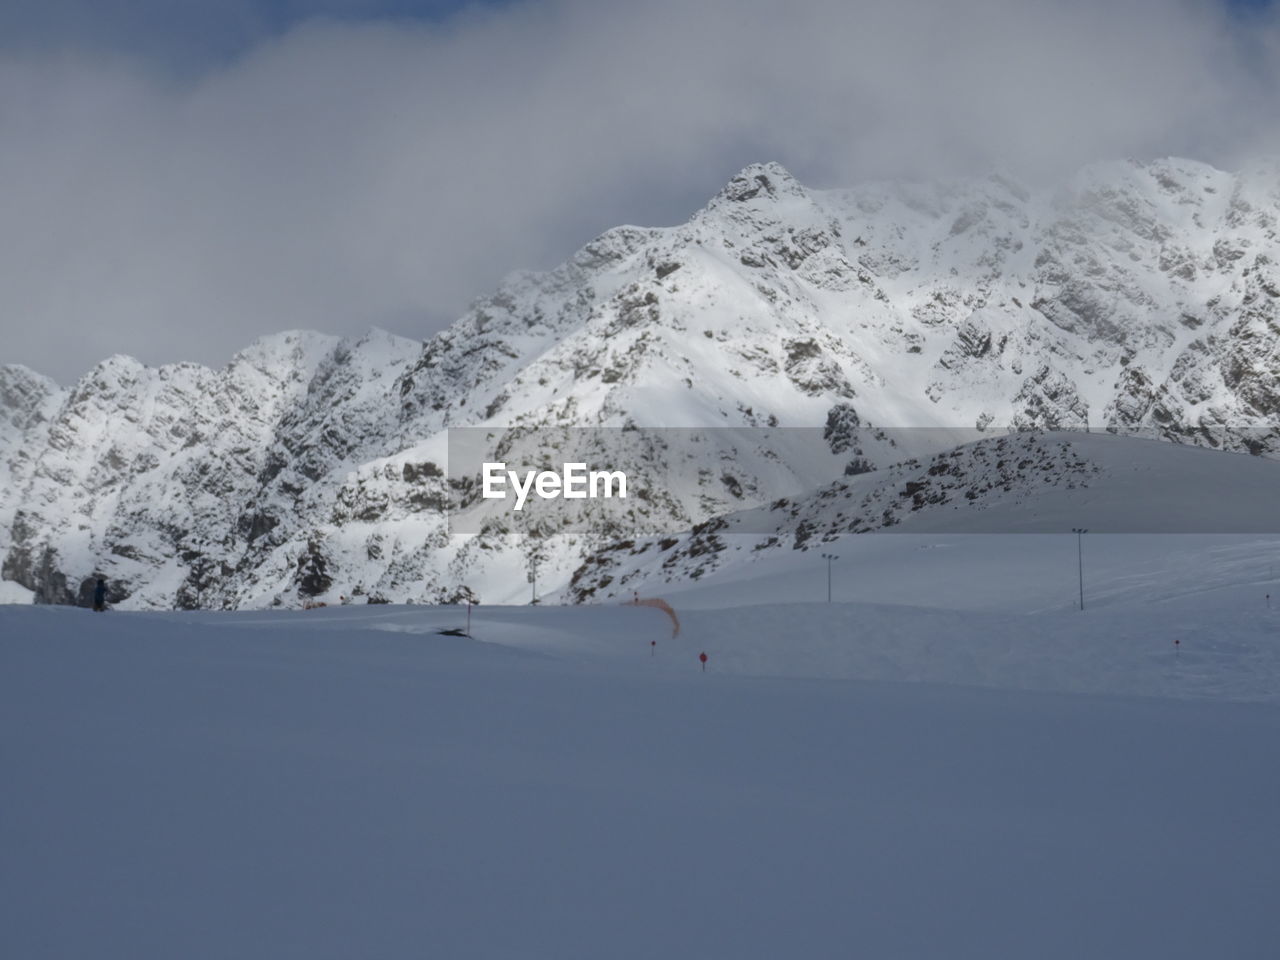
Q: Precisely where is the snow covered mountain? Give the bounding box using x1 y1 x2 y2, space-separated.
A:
2 157 1278 608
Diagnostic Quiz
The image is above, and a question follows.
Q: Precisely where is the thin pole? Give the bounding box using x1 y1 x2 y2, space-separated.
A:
1071 528 1087 611
1078 531 1084 612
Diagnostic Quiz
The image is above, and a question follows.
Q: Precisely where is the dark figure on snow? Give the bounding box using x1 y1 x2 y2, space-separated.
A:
92 579 107 612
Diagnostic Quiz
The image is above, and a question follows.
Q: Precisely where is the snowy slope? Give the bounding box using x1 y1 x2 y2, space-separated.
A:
564 430 1280 601
4 552 1280 958
3 157 1279 608
1 331 420 606
0 364 62 566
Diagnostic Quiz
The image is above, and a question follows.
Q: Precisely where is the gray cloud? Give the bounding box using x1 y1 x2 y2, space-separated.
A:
1 0 1276 382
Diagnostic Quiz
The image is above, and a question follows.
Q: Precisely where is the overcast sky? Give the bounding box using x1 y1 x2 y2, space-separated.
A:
1 0 1277 383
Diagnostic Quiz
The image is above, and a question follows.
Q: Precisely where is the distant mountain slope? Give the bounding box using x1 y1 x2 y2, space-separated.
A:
2 157 1278 608
562 431 1280 602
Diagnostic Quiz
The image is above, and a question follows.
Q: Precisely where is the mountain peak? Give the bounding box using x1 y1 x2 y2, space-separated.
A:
711 161 808 206
0 364 60 430
229 330 340 379
0 363 57 395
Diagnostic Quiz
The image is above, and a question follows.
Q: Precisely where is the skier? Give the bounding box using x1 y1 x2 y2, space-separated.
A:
92 578 107 613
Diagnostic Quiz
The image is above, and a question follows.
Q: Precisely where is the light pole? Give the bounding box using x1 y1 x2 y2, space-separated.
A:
822 553 839 603
526 536 545 605
1072 528 1087 611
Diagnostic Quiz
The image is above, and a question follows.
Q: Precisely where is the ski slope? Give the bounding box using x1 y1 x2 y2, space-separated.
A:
4 538 1280 958
564 432 1280 604
2 563 1280 960
653 532 1280 612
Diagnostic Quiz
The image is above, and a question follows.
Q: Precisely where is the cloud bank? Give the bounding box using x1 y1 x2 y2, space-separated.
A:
1 0 1277 382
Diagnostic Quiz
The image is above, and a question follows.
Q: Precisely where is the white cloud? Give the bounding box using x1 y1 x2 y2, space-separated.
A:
1 0 1276 382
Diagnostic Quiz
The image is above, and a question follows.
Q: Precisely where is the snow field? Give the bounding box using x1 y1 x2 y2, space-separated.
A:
4 563 1280 958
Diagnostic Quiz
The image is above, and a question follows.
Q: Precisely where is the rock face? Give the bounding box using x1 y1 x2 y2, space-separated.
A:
2 157 1278 607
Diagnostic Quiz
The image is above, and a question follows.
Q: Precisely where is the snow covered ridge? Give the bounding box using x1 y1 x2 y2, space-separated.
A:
2 157 1279 608
448 425 1280 536
564 431 1280 601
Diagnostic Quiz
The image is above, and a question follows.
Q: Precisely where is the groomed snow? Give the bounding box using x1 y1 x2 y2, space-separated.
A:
4 536 1280 959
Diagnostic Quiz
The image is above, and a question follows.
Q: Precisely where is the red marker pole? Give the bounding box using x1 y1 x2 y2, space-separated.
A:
650 640 656 657
699 652 708 672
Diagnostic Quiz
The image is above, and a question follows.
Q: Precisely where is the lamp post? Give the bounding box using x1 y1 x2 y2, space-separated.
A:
1072 528 1087 611
821 553 839 603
